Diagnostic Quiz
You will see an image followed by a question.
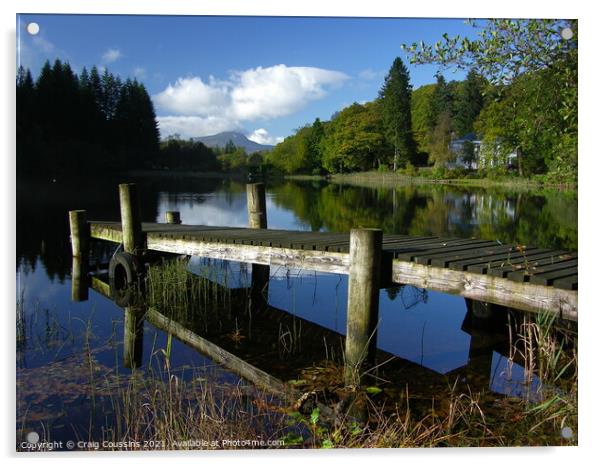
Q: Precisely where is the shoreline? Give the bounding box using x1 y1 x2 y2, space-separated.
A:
286 171 577 191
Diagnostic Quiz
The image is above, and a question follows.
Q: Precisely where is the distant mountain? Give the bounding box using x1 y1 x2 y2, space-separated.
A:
192 131 274 154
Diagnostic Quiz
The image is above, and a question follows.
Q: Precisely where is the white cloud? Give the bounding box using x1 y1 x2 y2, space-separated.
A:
156 115 241 139
358 68 378 80
154 76 230 116
133 67 147 79
31 35 55 53
102 48 122 63
229 65 348 120
153 64 348 138
247 128 284 146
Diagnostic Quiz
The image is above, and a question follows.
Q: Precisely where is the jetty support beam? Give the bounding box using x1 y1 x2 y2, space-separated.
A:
344 228 382 386
118 183 144 255
69 209 90 258
247 183 270 309
165 211 181 225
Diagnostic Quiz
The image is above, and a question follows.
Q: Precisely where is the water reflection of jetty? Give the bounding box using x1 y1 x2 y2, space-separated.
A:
69 182 577 390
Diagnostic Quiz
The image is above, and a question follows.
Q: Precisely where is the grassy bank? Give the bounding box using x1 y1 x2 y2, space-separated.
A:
287 170 576 192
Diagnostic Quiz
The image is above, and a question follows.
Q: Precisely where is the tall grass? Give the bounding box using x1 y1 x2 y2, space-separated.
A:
146 258 233 324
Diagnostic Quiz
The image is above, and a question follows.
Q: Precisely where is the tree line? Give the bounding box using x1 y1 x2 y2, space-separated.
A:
17 59 161 177
262 60 487 176
263 20 577 183
16 59 225 177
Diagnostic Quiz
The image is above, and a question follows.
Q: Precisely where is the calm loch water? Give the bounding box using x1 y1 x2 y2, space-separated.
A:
16 176 577 448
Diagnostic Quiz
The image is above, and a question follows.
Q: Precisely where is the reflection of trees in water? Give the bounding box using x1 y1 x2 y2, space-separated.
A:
271 181 577 251
17 176 577 285
16 175 224 281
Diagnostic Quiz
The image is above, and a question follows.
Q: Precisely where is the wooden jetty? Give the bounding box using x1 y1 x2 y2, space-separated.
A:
69 182 577 385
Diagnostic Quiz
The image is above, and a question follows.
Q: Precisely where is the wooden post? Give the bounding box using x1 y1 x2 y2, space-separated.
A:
247 183 269 309
71 256 89 302
246 183 267 229
345 228 382 386
119 183 143 255
69 210 89 257
123 306 144 369
165 211 181 224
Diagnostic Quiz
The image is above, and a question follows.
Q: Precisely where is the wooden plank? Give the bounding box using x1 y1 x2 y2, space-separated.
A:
448 247 546 271
485 251 573 278
506 259 579 283
90 223 124 243
394 238 491 257
90 221 578 316
146 234 351 275
428 244 532 268
412 240 500 265
391 259 577 321
529 267 578 287
553 275 578 291
466 250 568 275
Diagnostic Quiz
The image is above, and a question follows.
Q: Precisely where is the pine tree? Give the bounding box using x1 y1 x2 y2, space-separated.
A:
308 118 325 171
379 57 416 170
453 69 485 137
427 74 453 130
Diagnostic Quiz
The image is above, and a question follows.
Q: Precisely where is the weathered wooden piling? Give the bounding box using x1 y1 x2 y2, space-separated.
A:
344 228 382 386
69 209 89 257
165 211 181 225
246 183 267 229
247 183 270 309
123 306 144 368
71 256 88 302
118 183 144 255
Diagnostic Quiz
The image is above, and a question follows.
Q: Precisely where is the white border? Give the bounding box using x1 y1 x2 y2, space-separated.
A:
2 1 597 465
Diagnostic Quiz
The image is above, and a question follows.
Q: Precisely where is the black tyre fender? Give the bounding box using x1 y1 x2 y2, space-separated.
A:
109 252 144 306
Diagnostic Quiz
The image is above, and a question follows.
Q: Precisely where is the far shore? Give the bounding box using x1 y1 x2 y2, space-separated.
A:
286 171 577 191
99 168 577 192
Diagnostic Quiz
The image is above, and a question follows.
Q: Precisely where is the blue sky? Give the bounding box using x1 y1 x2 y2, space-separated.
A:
17 14 479 144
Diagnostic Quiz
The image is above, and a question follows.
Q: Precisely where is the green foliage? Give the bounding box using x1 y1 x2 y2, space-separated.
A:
403 19 577 181
378 57 416 169
453 69 486 136
403 19 577 84
266 118 326 174
411 84 436 153
365 386 382 395
428 74 453 130
427 111 454 167
321 102 389 173
157 138 219 171
217 147 248 171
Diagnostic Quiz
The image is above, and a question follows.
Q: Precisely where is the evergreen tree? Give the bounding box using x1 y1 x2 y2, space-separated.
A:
114 79 160 169
16 66 36 175
101 69 122 120
379 57 416 170
88 66 104 109
427 74 453 130
17 59 161 176
453 69 485 136
308 118 325 172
